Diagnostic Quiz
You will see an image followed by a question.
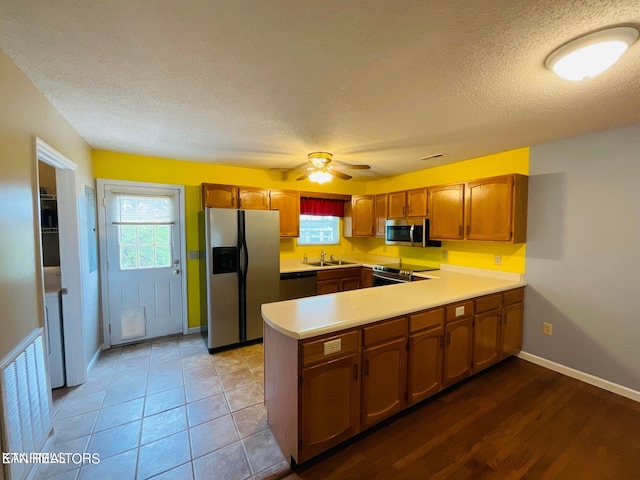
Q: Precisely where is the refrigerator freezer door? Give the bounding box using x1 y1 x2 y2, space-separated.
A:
206 208 240 349
243 209 280 341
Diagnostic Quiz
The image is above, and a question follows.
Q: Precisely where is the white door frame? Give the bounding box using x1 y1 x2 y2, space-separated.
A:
96 179 188 349
34 137 87 386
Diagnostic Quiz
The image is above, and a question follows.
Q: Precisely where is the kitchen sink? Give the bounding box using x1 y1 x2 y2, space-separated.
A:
306 260 357 267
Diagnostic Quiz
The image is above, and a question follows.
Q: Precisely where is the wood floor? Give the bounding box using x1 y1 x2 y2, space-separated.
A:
282 357 640 480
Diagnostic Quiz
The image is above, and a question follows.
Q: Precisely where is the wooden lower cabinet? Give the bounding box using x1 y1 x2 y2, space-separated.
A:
361 267 374 288
407 326 443 404
443 317 473 387
472 310 501 374
300 353 360 461
316 267 361 295
265 288 525 465
361 318 407 428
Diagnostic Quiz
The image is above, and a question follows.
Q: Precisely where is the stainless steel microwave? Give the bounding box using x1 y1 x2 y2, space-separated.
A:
385 218 442 247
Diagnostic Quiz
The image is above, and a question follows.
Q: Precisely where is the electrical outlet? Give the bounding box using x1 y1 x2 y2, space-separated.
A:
542 322 553 336
455 306 465 317
323 339 342 355
442 250 448 260
494 255 502 266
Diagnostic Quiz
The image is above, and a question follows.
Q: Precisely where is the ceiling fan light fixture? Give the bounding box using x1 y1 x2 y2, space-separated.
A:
309 170 332 184
545 26 638 81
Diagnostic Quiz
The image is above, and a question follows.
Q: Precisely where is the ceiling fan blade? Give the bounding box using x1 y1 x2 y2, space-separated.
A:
329 170 352 180
334 164 371 170
269 161 309 172
296 173 309 181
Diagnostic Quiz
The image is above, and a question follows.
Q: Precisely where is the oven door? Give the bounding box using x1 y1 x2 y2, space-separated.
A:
372 271 411 286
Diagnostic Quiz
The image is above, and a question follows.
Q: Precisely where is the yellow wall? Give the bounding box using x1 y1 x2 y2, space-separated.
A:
93 151 367 329
94 147 529 329
364 148 529 272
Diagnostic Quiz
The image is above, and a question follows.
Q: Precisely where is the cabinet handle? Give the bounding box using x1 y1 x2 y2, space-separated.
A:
458 225 463 236
353 364 359 381
365 359 369 376
371 226 374 234
466 225 470 235
402 206 405 216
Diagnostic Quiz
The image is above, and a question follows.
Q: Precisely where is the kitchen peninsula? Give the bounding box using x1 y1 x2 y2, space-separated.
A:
262 265 525 465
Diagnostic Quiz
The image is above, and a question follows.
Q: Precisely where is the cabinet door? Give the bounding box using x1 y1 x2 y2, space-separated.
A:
472 310 501 374
443 317 473 387
428 184 464 240
352 195 375 236
300 353 360 461
362 337 407 428
465 175 514 241
501 302 524 358
270 189 300 237
202 184 238 208
238 187 270 210
407 327 443 405
341 277 361 292
361 267 374 288
375 194 388 237
317 279 340 295
406 188 427 218
388 192 407 219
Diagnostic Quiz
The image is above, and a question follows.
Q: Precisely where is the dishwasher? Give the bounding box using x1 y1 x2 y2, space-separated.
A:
280 271 317 300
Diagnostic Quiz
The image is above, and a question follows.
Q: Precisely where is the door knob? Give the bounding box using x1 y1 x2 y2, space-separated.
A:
173 269 180 275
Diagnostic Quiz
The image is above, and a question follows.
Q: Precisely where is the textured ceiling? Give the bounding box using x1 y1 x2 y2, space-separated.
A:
1 0 639 179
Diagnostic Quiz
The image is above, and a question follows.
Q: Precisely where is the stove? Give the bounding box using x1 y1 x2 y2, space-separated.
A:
371 263 439 285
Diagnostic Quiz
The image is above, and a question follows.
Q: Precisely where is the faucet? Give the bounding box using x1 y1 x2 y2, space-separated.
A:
320 250 327 266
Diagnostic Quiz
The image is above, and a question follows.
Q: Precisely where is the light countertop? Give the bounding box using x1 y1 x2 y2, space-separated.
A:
263 265 525 340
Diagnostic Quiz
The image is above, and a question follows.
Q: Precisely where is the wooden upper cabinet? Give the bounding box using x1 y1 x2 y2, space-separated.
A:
465 174 528 243
375 194 388 237
269 189 300 237
428 184 464 240
388 189 427 218
344 195 375 237
202 183 238 208
388 192 407 219
238 187 269 210
406 188 428 218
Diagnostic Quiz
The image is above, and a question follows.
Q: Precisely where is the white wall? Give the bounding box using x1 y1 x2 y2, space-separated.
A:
525 123 640 392
0 48 100 367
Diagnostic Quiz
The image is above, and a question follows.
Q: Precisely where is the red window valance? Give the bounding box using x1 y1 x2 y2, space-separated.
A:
300 197 345 217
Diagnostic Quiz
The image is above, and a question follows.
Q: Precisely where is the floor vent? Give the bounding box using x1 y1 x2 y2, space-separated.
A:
0 328 53 480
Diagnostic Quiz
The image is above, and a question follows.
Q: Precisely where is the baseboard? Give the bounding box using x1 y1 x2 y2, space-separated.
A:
517 351 640 403
187 326 203 335
87 345 103 373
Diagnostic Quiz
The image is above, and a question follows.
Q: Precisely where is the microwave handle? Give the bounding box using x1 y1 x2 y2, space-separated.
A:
410 223 415 247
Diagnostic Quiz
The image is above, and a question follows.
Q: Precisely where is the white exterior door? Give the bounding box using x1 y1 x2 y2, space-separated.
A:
99 181 185 346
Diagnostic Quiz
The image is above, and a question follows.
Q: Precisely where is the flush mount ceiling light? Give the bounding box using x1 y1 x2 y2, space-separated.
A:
545 26 639 81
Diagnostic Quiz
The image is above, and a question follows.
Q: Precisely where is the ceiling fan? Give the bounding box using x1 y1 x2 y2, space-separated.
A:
272 152 371 183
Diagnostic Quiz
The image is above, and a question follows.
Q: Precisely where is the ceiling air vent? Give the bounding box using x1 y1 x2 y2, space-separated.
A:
418 153 448 161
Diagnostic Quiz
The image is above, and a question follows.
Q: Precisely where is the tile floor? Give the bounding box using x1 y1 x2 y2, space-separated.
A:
41 334 289 480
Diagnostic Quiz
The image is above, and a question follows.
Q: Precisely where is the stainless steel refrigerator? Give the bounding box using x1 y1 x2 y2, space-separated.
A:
203 207 280 350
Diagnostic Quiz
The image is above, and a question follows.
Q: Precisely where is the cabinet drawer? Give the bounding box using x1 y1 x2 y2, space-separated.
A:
316 267 361 281
475 293 502 314
409 308 444 333
445 301 474 321
302 330 360 366
503 287 524 306
363 317 407 347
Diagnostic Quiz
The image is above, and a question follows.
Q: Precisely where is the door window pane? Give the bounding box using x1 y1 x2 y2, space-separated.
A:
118 225 173 270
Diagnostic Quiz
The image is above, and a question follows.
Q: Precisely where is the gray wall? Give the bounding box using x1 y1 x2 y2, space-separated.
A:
525 123 640 391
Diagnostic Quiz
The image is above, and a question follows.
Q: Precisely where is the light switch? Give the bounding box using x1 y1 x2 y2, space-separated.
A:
188 250 200 260
324 338 342 355
455 306 465 317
